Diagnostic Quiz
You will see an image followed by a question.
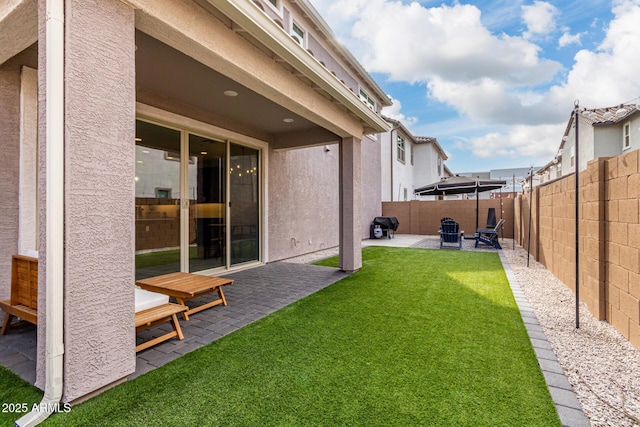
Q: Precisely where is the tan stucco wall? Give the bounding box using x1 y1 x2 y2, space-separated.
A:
0 0 38 66
0 57 22 301
268 135 380 262
268 144 340 261
361 134 382 236
53 0 136 402
19 66 38 253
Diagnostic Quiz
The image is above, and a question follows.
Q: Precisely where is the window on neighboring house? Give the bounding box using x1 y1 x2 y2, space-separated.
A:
570 146 575 168
410 146 414 165
397 135 405 163
624 122 631 150
267 0 277 6
359 88 375 111
437 157 442 175
291 21 305 46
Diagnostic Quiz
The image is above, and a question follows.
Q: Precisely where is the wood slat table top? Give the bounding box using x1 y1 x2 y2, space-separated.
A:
136 272 233 298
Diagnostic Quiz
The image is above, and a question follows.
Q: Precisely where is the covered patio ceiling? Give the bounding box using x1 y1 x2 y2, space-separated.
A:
135 31 339 147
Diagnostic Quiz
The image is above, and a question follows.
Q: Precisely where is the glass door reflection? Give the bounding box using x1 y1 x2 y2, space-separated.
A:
189 135 226 272
230 144 259 265
135 120 182 280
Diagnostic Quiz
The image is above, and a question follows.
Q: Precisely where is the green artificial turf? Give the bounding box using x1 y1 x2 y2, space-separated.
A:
0 366 43 426
7 247 560 426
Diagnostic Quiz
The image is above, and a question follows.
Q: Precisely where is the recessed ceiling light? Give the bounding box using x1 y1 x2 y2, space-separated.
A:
224 90 238 97
283 118 294 123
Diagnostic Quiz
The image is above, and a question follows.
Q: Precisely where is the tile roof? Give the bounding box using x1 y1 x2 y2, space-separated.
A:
579 102 640 125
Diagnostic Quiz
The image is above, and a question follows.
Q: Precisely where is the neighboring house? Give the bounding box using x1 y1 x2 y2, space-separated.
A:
537 156 562 185
381 118 449 201
557 102 640 175
458 168 531 199
0 0 390 404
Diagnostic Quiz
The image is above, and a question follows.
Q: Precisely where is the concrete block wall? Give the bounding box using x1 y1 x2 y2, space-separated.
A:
605 150 640 347
515 150 640 350
382 198 514 238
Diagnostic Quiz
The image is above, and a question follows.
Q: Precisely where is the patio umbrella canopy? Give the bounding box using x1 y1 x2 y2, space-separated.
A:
414 175 507 232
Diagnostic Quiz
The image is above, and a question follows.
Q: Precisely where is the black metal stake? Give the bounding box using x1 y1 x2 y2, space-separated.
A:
512 174 516 250
527 166 533 267
575 101 580 329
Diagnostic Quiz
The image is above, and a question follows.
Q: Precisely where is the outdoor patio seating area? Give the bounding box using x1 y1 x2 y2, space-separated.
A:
0 262 348 383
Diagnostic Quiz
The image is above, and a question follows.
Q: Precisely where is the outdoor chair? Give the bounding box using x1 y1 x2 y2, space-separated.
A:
486 208 496 228
475 218 505 249
0 254 38 335
439 219 463 249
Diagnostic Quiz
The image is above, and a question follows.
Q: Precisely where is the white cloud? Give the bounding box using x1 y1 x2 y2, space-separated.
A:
558 30 583 48
381 97 418 127
314 0 640 166
466 124 563 161
335 1 562 86
546 0 640 108
522 1 558 39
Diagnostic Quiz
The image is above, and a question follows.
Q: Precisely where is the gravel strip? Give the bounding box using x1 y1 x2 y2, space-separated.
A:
503 243 640 427
284 241 640 426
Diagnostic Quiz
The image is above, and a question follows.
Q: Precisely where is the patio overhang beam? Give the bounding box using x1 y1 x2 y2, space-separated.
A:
0 0 38 66
272 127 339 151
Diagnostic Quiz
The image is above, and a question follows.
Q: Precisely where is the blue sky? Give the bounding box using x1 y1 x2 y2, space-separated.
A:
311 0 640 173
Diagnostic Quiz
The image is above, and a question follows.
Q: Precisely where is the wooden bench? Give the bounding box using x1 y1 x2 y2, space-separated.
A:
0 255 38 335
136 272 233 321
0 254 188 351
135 303 188 352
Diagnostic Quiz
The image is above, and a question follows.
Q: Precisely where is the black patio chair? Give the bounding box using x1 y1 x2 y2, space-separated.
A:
439 219 463 249
475 218 505 249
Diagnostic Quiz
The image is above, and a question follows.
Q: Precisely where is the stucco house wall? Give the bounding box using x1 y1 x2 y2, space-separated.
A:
268 144 340 261
595 126 623 159
1 0 391 405
380 119 447 202
0 54 24 301
559 105 640 175
413 143 444 200
361 134 382 234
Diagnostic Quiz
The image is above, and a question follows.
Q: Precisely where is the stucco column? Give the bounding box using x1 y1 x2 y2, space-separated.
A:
0 60 21 300
339 137 362 272
58 0 136 402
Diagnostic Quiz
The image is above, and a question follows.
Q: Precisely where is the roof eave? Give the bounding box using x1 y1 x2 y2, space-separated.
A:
213 0 391 134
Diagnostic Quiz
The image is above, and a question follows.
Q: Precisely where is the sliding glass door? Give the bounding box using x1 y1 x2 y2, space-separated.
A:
135 121 182 280
135 120 260 278
230 144 260 265
188 135 226 272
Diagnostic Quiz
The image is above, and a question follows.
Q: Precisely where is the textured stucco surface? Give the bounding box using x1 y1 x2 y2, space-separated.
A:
19 66 38 253
0 59 21 301
5 0 381 403
339 137 362 271
268 145 340 261
60 0 136 402
361 134 382 236
268 136 378 262
0 0 38 66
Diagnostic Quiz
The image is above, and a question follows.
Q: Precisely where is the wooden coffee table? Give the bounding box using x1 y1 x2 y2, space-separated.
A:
136 272 234 320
